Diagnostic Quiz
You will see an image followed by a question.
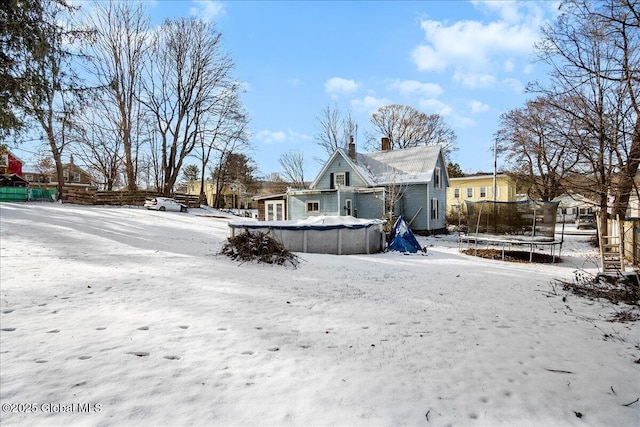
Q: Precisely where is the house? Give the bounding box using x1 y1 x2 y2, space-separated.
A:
447 174 517 222
552 192 598 222
0 149 24 177
185 180 254 209
284 137 449 234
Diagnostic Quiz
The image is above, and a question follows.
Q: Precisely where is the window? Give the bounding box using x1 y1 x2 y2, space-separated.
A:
480 187 487 198
73 172 81 183
306 200 320 213
466 187 473 198
335 173 346 187
265 201 285 221
431 198 439 220
25 174 33 182
63 171 69 182
454 188 460 199
434 167 441 189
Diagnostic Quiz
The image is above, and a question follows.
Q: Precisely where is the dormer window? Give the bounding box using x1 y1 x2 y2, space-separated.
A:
329 171 350 189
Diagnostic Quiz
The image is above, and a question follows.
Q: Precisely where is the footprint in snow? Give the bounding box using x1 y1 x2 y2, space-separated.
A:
164 355 180 360
35 359 48 363
267 347 279 352
38 303 47 306
78 356 92 360
241 351 254 355
1 328 16 332
217 327 227 331
47 329 60 333
137 326 149 331
178 325 189 329
2 309 14 314
127 351 150 357
96 327 106 331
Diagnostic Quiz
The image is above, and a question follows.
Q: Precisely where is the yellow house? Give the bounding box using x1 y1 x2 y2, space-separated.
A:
185 180 250 208
447 174 517 217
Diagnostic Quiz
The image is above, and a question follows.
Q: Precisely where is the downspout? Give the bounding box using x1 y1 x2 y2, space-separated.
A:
337 187 341 216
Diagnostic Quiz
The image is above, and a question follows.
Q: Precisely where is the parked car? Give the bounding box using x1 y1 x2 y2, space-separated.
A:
575 214 596 229
144 197 188 212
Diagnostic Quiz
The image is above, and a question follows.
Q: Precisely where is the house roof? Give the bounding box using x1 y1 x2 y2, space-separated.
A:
358 145 445 185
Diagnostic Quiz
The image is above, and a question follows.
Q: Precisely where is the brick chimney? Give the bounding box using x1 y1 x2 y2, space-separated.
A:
381 136 390 151
348 136 356 161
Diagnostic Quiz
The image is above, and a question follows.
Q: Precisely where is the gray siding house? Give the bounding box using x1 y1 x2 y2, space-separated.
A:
287 138 449 234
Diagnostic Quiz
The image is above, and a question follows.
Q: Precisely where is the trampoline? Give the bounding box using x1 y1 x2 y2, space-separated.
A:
459 200 564 262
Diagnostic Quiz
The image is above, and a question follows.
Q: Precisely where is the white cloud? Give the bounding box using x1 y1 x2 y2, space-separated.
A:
502 78 525 93
324 77 360 97
189 1 225 22
351 96 391 113
411 3 548 89
419 99 452 116
453 70 496 89
387 79 443 98
411 45 447 72
469 100 490 114
254 129 311 145
255 130 287 144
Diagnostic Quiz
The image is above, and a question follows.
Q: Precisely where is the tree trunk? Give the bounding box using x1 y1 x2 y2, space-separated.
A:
613 117 640 219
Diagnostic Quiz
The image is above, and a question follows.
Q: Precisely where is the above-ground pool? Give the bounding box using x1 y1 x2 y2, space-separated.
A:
228 216 387 255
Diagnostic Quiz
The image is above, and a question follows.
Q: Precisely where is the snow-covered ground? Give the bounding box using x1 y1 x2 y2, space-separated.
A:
0 202 638 427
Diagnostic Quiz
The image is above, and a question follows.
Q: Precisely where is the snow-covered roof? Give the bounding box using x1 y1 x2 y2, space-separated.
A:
350 145 443 186
309 144 445 189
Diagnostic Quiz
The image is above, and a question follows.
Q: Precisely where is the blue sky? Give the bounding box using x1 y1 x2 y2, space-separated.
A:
162 0 558 179
16 0 560 181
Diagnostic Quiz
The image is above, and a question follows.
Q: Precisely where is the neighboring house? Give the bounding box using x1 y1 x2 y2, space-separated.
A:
552 192 598 222
284 138 449 234
0 150 24 177
447 174 517 218
185 180 254 209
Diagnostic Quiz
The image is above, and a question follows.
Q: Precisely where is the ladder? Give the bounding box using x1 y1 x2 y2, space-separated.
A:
597 215 625 274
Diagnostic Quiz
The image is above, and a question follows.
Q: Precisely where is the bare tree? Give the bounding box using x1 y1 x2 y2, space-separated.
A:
496 96 581 201
140 18 236 196
532 0 639 226
82 0 150 190
278 150 307 189
68 98 123 190
192 84 249 204
314 103 357 160
365 104 457 157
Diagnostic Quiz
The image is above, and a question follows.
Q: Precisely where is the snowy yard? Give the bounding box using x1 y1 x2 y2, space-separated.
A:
0 202 638 427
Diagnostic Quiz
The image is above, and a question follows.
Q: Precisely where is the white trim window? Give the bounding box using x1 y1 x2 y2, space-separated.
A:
431 198 439 220
306 200 320 213
466 187 473 198
335 172 346 187
454 188 460 199
480 187 487 198
265 200 285 221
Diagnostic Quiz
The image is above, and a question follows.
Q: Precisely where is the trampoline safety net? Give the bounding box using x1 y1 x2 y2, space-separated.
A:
465 200 559 240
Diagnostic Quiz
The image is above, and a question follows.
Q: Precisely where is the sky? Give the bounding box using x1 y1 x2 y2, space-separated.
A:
10 0 560 182
155 0 559 179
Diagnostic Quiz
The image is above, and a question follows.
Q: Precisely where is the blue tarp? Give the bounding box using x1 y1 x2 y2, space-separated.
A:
388 215 422 253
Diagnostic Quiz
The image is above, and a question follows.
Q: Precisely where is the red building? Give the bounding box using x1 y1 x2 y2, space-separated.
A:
0 150 24 177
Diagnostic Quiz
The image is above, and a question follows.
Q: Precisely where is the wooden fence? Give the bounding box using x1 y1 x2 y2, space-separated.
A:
61 187 201 208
